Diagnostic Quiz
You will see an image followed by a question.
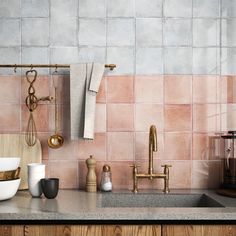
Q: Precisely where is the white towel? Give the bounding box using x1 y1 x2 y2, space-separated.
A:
70 63 104 140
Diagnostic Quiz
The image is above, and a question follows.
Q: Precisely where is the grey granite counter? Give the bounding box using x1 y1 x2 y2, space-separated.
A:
0 189 236 222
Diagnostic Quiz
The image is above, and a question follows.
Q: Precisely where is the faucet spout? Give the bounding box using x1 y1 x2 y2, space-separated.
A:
149 125 157 175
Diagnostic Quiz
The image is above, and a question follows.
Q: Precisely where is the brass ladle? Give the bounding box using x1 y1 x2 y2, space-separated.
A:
48 86 64 149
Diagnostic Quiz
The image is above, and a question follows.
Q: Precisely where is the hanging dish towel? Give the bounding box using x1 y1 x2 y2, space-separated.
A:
70 63 104 140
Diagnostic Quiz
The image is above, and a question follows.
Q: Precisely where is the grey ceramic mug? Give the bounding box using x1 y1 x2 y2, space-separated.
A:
41 178 59 199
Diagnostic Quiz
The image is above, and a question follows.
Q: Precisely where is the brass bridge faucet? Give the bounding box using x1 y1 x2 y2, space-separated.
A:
131 125 171 193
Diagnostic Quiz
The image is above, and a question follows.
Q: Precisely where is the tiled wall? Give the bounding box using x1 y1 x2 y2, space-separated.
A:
0 0 236 190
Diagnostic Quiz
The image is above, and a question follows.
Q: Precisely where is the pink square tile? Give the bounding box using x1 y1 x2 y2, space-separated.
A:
0 105 20 132
78 161 106 190
220 104 236 131
193 76 218 104
48 160 78 189
160 160 192 189
96 77 106 103
77 133 106 161
107 76 134 103
135 76 163 103
192 160 221 189
164 105 191 132
95 104 106 133
37 132 50 160
221 76 236 103
135 132 164 160
193 133 220 160
22 104 49 132
48 104 66 133
164 75 192 104
135 104 164 132
48 139 77 160
21 75 50 105
49 75 70 104
107 104 134 131
78 161 133 190
193 104 220 132
107 132 134 161
0 76 20 104
164 132 191 160
106 161 133 190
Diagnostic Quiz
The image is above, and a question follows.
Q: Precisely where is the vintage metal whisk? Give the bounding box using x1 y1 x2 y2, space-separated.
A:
25 69 38 146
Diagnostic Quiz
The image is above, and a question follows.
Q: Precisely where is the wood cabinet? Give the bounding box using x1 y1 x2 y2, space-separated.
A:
162 225 236 236
0 224 236 236
23 225 161 236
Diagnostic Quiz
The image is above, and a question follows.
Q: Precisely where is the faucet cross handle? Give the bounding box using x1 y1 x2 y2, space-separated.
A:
161 165 171 194
130 164 140 168
161 164 172 168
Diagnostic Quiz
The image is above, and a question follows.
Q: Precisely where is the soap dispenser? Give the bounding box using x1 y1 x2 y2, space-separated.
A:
86 155 97 192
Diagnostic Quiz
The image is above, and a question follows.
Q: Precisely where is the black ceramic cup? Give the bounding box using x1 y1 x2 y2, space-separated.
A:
41 178 59 199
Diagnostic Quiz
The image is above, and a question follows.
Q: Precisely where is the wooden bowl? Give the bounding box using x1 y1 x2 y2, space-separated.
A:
0 167 21 181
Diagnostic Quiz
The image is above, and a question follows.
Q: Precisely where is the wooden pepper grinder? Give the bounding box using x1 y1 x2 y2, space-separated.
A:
86 155 97 192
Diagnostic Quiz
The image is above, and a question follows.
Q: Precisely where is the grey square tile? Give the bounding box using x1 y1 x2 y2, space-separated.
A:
136 47 163 74
22 0 49 17
79 0 106 18
164 19 192 46
22 47 49 74
0 19 20 46
22 18 49 46
0 0 20 17
50 47 79 64
193 0 219 17
135 0 162 17
136 18 162 46
221 48 236 75
78 47 106 63
164 0 192 17
193 48 219 74
51 0 78 17
0 47 20 75
222 0 236 17
222 19 236 47
193 19 220 47
50 17 77 46
108 0 135 17
79 19 106 46
106 47 134 75
164 47 192 74
107 19 135 46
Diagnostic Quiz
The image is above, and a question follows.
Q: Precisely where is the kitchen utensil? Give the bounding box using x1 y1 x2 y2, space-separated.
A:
48 86 64 149
28 163 45 197
41 178 59 199
0 167 21 181
25 69 38 146
0 134 42 190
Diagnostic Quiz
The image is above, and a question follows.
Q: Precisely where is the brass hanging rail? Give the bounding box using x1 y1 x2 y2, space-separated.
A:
0 63 116 70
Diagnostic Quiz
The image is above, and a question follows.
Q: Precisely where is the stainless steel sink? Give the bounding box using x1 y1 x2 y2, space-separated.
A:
98 193 224 208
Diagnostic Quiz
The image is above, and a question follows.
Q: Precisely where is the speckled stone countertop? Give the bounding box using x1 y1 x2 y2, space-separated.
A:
0 189 236 222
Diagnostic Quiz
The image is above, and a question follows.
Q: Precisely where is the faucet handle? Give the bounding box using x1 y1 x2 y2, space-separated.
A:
130 164 140 168
161 164 172 168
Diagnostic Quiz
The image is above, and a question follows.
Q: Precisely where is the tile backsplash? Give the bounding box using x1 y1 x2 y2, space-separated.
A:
0 0 236 190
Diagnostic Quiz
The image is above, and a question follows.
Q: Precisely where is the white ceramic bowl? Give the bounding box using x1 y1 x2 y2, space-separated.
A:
0 157 21 171
0 178 21 201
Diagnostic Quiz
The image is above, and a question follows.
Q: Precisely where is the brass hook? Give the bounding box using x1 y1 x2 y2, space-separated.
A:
14 64 17 73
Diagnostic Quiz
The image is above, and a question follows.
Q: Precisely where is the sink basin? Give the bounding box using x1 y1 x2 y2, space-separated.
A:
98 193 224 208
